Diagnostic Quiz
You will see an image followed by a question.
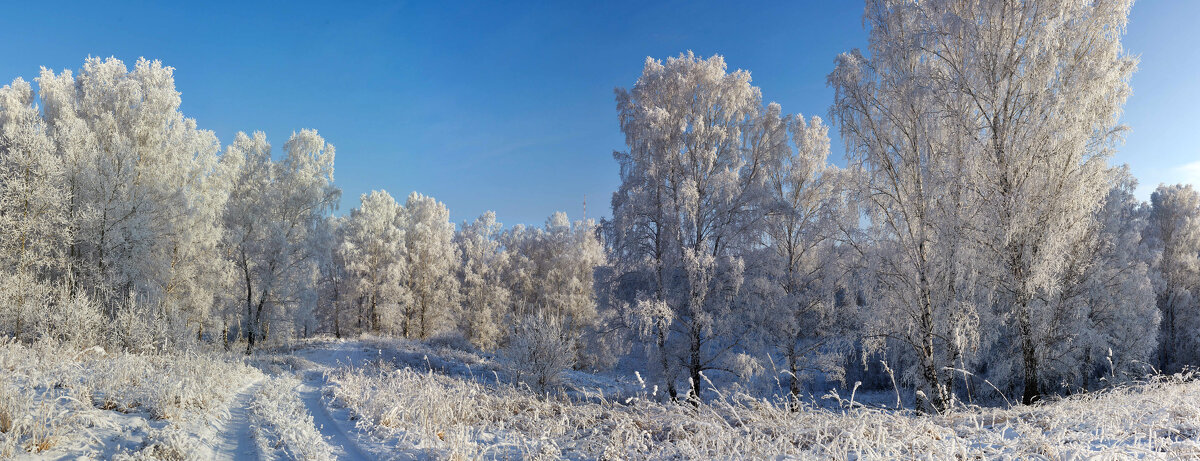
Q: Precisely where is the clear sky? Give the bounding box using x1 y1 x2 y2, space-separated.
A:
0 1 1196 226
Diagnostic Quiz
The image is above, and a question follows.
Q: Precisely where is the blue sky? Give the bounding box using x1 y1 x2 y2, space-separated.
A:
0 1 1196 226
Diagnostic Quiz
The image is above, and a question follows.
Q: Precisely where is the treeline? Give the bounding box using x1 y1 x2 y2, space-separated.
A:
2 0 1199 413
326 193 607 370
0 57 342 352
0 57 607 367
601 0 1200 412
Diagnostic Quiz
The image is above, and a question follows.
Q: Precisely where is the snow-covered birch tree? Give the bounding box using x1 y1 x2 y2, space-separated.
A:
919 0 1136 404
221 130 339 353
340 190 406 334
1146 184 1200 372
833 0 1137 407
505 213 606 361
1010 171 1157 391
501 212 606 381
398 192 459 340
37 57 231 343
0 77 69 278
752 109 855 398
456 211 511 351
611 52 772 400
0 78 71 340
313 215 351 338
830 10 987 412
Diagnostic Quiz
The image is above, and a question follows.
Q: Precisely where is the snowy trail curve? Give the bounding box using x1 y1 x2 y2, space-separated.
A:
299 369 374 461
214 379 263 461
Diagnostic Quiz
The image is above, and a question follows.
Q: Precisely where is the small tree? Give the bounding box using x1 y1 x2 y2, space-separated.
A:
755 111 855 398
503 212 606 365
505 314 575 392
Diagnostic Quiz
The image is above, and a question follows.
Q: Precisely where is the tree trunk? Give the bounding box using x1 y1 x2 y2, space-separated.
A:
917 253 946 413
787 346 802 408
370 295 379 333
689 333 702 403
334 302 342 339
244 261 256 355
1082 346 1091 391
419 296 428 339
1019 306 1041 405
657 324 676 400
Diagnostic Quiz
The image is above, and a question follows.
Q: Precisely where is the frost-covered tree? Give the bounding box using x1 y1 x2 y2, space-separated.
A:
504 212 607 365
750 109 855 398
0 78 71 339
833 0 1137 407
831 14 987 412
37 57 231 341
221 130 339 353
1146 184 1200 372
508 213 606 332
0 77 69 277
1082 178 1158 385
545 214 608 367
456 211 510 350
1026 173 1158 391
340 190 406 334
611 52 772 399
926 0 1135 405
398 192 459 340
314 216 352 338
0 57 360 349
505 313 576 391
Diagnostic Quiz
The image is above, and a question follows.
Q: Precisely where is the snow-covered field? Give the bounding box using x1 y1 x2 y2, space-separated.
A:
0 336 1196 460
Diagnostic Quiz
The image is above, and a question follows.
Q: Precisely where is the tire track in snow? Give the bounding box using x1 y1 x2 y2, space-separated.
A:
299 369 373 461
214 379 263 461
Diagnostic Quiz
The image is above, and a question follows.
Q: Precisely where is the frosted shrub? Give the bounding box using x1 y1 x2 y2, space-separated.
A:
504 314 575 391
426 331 474 353
110 296 163 353
107 296 198 354
39 288 105 349
0 274 52 342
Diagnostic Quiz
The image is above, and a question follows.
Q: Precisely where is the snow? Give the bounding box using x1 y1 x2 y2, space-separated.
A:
214 380 262 461
4 335 1200 459
296 370 373 461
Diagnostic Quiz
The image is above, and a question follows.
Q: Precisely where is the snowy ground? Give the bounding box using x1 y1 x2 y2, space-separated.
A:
4 336 1200 459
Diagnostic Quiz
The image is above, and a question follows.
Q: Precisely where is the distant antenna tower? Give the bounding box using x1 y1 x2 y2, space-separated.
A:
582 194 588 221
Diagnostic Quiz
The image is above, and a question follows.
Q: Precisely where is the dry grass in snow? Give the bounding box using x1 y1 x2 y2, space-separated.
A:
327 359 1200 460
0 338 262 459
249 375 336 461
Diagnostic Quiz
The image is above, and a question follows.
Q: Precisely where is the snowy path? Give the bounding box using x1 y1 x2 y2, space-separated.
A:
298 369 374 461
214 379 263 461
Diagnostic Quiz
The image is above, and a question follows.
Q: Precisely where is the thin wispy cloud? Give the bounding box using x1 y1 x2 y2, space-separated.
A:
1174 160 1200 187
1133 158 1200 199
